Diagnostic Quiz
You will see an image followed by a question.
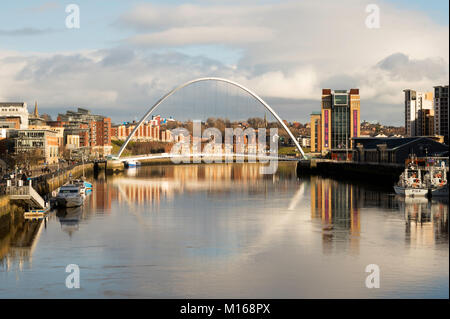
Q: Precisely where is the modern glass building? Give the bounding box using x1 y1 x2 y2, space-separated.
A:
315 89 360 159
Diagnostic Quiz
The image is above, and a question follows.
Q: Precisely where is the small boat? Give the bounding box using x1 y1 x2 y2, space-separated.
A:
56 184 84 208
125 160 141 168
394 165 428 197
24 206 50 220
71 179 93 196
71 179 86 196
425 162 448 197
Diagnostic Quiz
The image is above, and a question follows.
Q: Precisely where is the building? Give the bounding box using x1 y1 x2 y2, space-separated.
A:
298 136 311 148
310 89 360 158
434 85 449 144
310 112 322 152
112 121 160 141
56 108 112 157
353 137 448 164
0 102 29 129
28 101 47 126
11 129 60 164
403 89 433 137
66 135 80 149
28 125 65 150
417 108 434 136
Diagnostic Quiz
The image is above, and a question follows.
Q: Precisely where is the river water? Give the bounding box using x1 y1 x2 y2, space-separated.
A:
0 162 448 298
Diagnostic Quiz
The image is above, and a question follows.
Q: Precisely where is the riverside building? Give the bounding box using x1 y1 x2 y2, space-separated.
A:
310 89 361 159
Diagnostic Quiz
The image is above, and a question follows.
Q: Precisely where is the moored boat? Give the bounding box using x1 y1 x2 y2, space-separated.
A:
125 160 141 168
425 163 448 197
56 184 83 208
394 165 428 197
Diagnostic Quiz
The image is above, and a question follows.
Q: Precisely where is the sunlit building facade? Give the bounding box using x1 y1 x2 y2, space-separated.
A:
309 89 360 158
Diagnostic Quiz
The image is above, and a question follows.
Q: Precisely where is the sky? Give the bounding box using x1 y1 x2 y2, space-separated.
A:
0 0 448 125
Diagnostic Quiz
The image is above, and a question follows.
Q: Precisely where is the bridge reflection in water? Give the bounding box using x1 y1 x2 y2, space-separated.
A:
0 163 447 295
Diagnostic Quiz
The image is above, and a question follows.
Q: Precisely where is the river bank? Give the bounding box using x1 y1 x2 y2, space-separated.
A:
0 163 94 220
297 159 404 186
31 163 94 195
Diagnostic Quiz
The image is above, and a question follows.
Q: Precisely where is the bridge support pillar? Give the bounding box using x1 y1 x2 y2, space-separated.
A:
106 160 124 174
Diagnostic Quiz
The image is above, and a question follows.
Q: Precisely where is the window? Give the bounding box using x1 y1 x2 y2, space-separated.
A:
334 94 348 105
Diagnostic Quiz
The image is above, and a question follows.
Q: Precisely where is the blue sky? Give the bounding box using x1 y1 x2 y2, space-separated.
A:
0 0 448 124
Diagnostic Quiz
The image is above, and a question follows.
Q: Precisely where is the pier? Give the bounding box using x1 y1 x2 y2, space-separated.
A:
7 182 46 210
297 159 405 185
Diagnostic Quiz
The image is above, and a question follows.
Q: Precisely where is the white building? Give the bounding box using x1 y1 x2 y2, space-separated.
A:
0 102 29 129
403 90 433 137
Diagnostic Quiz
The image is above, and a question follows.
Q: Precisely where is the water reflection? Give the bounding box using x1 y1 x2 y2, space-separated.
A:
310 176 448 255
402 198 448 247
0 163 448 298
56 206 84 236
0 217 44 271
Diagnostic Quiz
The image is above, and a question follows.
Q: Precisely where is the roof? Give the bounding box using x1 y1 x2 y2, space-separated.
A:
311 111 321 115
352 137 448 150
0 102 26 107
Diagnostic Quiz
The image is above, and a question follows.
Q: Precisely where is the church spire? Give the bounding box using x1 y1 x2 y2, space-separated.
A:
33 101 39 117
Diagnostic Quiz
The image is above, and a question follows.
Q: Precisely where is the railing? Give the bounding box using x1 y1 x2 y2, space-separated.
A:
6 184 45 209
6 185 31 196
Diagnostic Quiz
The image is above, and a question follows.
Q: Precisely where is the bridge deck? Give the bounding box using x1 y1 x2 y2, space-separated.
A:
117 153 299 162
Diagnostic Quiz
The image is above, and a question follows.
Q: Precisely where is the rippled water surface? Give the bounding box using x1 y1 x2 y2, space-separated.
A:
1 163 448 298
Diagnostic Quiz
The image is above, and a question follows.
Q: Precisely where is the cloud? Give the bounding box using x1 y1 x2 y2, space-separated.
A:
0 27 55 36
24 1 60 13
375 52 448 81
128 26 274 47
0 0 448 126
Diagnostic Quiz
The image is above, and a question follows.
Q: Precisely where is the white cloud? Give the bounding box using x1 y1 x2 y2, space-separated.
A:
0 0 448 125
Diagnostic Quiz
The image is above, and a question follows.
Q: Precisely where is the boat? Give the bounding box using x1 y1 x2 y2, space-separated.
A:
70 178 93 195
424 162 448 197
56 184 84 208
71 179 86 196
394 165 428 197
124 160 141 168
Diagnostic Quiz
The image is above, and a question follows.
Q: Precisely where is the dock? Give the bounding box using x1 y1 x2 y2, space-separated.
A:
297 159 405 185
6 181 46 210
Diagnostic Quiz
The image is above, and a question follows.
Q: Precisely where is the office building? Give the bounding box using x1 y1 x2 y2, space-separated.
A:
310 89 360 159
403 89 433 137
434 85 449 144
310 112 321 152
11 129 60 164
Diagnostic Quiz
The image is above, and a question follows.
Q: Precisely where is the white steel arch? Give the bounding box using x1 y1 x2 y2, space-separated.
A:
116 77 306 158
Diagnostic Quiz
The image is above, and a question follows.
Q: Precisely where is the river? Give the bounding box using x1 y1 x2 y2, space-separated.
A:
0 162 448 298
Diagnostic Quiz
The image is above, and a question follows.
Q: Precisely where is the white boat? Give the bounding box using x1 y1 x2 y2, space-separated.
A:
426 163 448 197
56 184 84 207
125 160 141 168
393 185 428 197
394 165 428 197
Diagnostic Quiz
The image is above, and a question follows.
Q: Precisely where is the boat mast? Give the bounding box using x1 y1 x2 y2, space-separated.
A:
82 155 85 178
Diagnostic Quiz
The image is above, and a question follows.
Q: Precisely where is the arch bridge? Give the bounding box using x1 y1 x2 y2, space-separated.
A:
114 77 306 161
